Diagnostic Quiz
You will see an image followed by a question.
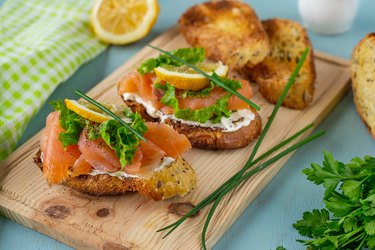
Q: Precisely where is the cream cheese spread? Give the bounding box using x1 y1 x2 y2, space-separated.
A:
122 93 255 132
88 156 175 179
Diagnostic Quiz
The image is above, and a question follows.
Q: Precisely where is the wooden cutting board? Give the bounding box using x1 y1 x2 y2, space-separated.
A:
0 27 351 249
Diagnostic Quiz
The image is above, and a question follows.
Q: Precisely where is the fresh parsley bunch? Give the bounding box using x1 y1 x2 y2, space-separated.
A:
293 151 375 250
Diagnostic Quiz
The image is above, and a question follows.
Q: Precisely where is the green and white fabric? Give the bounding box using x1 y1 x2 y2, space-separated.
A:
0 0 107 160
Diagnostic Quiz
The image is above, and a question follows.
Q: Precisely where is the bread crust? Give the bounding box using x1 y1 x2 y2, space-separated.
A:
123 100 262 150
247 18 316 109
351 33 375 138
34 151 197 201
179 0 270 70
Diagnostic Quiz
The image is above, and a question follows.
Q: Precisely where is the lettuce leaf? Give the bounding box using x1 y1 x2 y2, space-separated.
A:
138 47 205 74
155 83 232 123
50 100 85 147
182 81 215 98
99 112 147 168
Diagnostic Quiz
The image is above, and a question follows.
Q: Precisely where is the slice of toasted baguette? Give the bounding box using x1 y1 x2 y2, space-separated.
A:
352 33 375 138
247 18 316 109
179 1 270 70
34 151 196 201
123 100 262 150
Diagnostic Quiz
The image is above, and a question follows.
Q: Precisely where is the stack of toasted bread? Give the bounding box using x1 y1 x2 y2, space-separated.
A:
179 0 316 110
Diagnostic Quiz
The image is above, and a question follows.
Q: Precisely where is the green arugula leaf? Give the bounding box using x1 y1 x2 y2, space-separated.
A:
155 82 232 123
50 100 85 147
99 112 147 168
138 47 205 74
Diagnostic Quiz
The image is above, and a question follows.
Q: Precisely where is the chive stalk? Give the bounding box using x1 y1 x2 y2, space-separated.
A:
75 90 148 142
148 44 261 111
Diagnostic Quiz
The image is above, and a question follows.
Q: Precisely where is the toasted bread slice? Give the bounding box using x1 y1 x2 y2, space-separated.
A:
123 100 262 150
34 151 196 201
247 18 316 109
179 1 270 70
352 33 375 138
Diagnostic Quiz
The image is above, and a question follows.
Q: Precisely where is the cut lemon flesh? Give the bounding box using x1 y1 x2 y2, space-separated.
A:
91 0 159 45
154 62 229 91
65 99 113 123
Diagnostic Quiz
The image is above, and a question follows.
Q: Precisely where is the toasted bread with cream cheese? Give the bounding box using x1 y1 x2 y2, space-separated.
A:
123 100 262 150
34 150 196 201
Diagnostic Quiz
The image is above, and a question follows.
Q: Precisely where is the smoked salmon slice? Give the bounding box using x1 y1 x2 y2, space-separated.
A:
144 122 191 159
40 111 81 185
77 129 122 172
119 72 253 112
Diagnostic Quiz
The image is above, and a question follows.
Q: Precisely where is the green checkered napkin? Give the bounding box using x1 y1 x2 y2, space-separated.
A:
0 0 107 160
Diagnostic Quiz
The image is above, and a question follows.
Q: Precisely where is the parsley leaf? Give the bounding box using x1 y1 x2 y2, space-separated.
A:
294 152 375 249
50 100 85 147
138 47 205 74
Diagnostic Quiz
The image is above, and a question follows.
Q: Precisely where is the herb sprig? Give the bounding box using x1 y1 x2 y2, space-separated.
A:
293 152 375 249
147 44 261 111
157 48 324 249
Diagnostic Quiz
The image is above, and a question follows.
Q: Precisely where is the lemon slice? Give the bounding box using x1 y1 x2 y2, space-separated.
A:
154 62 229 91
91 0 159 45
65 99 113 123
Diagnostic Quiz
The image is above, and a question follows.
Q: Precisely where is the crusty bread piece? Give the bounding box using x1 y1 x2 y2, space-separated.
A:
123 100 262 149
247 18 316 109
34 151 196 201
352 33 375 138
179 0 270 70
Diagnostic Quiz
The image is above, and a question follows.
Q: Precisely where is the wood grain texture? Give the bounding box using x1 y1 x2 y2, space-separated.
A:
0 27 351 249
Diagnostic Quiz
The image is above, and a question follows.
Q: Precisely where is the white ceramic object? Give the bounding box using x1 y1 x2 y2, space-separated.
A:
298 0 359 35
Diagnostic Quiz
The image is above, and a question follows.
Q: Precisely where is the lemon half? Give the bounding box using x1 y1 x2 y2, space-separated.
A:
91 0 159 45
154 62 229 91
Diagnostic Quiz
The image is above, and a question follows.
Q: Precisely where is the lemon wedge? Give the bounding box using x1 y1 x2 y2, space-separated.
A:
91 0 159 45
154 62 229 91
65 99 113 123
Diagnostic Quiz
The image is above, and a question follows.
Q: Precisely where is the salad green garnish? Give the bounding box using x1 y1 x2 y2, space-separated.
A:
293 151 375 250
155 82 233 123
50 93 147 168
138 47 205 75
100 116 147 168
50 100 85 147
181 81 215 98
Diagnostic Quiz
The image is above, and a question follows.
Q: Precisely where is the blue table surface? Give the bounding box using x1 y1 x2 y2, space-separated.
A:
1 0 375 249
